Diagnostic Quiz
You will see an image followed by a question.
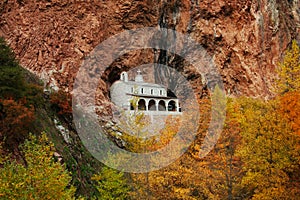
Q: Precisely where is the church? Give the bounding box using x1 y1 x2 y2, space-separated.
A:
110 70 181 115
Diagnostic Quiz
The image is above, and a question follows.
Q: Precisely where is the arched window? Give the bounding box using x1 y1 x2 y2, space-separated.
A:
158 100 166 111
138 99 146 110
168 100 176 111
148 99 156 111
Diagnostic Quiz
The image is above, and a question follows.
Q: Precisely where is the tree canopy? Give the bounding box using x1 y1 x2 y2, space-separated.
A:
0 133 76 199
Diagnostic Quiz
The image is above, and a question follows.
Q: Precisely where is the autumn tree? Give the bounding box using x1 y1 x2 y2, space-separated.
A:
272 39 300 197
0 99 35 150
127 94 227 200
236 97 300 199
0 133 76 199
278 91 300 136
276 40 300 135
50 90 72 119
277 40 300 93
277 91 300 193
184 97 244 200
92 166 130 200
0 37 44 151
199 98 242 199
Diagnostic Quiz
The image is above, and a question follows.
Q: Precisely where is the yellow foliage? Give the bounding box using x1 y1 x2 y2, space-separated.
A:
277 40 300 93
236 97 300 199
0 133 75 200
92 166 129 200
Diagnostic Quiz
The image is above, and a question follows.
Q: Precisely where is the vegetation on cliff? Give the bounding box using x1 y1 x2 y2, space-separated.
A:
0 37 102 198
0 133 76 199
0 36 299 200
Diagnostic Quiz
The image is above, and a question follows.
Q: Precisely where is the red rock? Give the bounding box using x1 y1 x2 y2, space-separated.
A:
0 0 299 100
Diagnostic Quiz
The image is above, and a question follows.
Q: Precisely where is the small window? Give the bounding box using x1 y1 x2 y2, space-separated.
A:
141 88 144 94
131 87 133 93
160 90 162 95
151 89 153 95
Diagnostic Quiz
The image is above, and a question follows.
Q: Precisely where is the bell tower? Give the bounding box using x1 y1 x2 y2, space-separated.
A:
120 71 128 82
134 69 144 82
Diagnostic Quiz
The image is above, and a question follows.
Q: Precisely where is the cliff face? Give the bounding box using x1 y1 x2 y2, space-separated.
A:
0 0 299 98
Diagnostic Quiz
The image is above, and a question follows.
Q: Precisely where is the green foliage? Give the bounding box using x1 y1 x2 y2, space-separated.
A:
0 37 109 199
0 133 76 199
0 37 43 104
0 37 27 99
0 37 45 151
92 166 130 200
0 37 18 68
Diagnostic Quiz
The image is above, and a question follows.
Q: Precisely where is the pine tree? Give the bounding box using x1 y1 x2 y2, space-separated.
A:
0 37 26 99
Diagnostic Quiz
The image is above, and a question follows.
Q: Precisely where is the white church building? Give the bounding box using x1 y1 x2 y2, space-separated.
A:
110 70 181 115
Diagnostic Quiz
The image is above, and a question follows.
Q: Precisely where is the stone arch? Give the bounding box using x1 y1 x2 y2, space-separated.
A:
148 99 156 111
138 99 146 110
158 100 166 111
168 100 177 111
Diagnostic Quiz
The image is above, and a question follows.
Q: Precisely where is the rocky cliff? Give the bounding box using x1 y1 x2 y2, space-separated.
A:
0 0 299 99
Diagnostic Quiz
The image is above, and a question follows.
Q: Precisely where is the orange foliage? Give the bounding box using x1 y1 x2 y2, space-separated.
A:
278 91 300 136
50 90 72 116
0 98 35 149
146 116 181 151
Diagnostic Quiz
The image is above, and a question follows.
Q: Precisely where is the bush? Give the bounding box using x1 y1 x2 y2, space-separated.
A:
50 90 72 118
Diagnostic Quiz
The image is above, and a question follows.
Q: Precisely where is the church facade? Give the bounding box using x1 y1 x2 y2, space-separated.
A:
110 70 181 115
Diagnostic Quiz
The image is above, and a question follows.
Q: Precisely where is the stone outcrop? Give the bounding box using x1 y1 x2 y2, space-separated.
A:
0 0 299 99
